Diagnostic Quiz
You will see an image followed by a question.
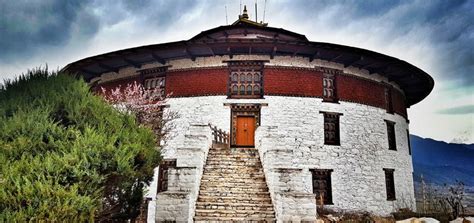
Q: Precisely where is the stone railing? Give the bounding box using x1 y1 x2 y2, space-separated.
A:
209 124 230 146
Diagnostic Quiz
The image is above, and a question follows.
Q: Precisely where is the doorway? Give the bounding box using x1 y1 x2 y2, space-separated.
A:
236 116 256 146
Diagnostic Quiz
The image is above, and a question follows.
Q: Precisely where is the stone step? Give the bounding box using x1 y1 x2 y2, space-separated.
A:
197 195 272 204
203 166 263 171
194 216 276 223
195 146 274 220
201 181 268 189
196 202 274 211
198 191 271 197
200 176 266 182
195 209 275 218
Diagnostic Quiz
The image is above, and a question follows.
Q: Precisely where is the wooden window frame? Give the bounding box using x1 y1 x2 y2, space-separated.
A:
385 120 397 150
138 66 169 98
316 66 341 103
320 111 342 146
157 159 176 193
311 169 334 205
225 60 267 99
384 168 396 201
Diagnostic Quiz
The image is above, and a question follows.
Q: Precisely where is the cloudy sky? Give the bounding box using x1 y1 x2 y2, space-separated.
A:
0 0 473 143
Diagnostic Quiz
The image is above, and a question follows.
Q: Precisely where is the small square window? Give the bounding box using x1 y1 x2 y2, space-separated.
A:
321 112 342 145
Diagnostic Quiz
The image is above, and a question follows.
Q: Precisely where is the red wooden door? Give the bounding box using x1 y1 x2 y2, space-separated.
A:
236 116 255 146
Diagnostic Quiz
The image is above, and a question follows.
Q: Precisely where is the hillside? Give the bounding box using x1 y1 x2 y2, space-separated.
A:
411 135 474 186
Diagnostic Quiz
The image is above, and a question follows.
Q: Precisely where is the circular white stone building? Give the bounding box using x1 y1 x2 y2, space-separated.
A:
64 10 434 222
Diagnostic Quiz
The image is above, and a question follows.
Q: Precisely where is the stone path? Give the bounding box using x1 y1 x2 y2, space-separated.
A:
194 146 275 222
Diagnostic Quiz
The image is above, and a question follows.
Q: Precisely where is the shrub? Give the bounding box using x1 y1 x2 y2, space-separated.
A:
0 68 160 222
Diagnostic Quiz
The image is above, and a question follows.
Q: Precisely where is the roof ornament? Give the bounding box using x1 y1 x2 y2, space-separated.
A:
240 5 249 20
233 4 268 27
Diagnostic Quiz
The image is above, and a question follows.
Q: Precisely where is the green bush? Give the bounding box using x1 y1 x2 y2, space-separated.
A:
0 68 160 222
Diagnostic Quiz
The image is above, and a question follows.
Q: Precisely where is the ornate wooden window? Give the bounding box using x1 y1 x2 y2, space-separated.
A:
320 112 342 145
139 66 168 98
384 86 394 114
311 169 333 205
384 168 396 201
316 66 341 103
385 120 396 150
157 159 176 193
323 74 337 102
226 61 266 99
407 130 412 155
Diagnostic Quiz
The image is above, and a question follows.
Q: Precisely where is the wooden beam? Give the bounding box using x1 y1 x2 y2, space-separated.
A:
151 52 166 64
98 63 119 73
344 56 364 68
227 47 233 59
329 54 343 62
292 49 300 58
270 46 277 59
207 45 215 56
80 68 100 76
309 50 320 62
185 48 196 61
360 61 379 69
123 58 141 68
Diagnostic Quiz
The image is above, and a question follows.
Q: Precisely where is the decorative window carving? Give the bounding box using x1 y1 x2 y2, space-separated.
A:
320 112 342 145
323 74 336 102
139 66 168 99
384 168 396 201
157 159 176 193
385 86 394 114
226 61 266 98
311 169 333 205
407 130 412 155
316 66 341 103
385 120 396 150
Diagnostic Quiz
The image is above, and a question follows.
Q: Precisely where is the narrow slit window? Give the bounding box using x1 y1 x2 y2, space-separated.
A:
384 168 396 201
157 165 169 193
385 120 396 150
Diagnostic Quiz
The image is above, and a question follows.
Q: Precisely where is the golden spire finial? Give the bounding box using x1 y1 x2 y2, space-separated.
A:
242 5 249 20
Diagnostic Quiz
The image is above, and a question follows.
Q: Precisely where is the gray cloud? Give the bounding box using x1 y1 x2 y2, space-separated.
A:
281 0 473 87
438 105 474 115
0 0 100 62
0 0 199 63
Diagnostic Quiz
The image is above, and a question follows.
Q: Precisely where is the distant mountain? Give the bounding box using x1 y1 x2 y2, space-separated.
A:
411 135 474 186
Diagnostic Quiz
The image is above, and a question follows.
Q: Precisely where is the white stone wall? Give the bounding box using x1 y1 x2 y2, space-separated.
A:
255 96 414 217
149 95 415 221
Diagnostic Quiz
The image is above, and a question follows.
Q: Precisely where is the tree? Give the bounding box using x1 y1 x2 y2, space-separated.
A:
100 81 176 146
0 68 160 222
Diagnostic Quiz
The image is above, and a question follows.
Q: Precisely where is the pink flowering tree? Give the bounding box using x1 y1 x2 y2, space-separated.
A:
101 81 177 146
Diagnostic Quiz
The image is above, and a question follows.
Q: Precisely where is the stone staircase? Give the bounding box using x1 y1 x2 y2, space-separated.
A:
194 144 276 222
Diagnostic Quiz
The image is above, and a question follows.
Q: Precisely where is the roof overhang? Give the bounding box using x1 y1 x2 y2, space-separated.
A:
62 24 434 106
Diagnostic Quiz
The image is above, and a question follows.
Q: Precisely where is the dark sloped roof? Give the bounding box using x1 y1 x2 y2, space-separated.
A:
62 23 433 106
